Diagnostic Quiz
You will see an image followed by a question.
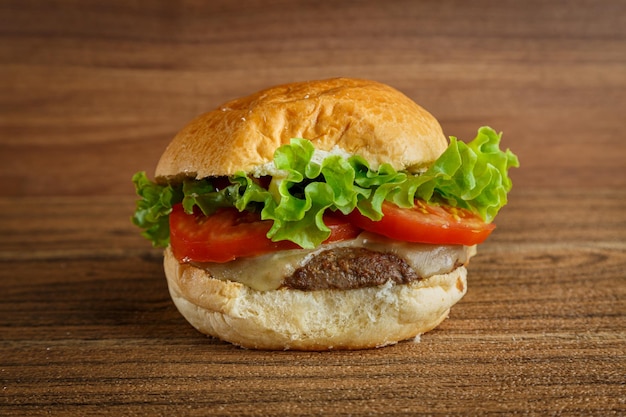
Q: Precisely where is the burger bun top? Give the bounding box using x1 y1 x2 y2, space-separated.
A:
155 77 447 181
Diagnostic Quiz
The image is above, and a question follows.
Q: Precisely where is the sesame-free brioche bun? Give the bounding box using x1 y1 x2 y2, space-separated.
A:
155 77 447 181
164 247 467 350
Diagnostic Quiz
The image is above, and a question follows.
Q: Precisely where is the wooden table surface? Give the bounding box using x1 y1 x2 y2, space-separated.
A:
2 1 625 415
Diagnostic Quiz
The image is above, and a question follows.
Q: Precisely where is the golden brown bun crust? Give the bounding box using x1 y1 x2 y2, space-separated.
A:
163 247 467 350
155 78 447 181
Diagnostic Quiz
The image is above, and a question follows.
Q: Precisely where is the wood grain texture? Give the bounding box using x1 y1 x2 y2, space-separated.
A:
1 0 625 415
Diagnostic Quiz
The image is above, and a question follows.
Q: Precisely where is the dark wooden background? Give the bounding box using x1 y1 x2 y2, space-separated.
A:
1 1 625 415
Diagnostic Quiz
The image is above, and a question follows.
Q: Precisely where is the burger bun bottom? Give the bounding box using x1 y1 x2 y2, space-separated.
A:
164 247 467 350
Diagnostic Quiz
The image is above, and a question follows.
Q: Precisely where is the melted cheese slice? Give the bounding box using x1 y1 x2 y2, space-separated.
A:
192 232 476 291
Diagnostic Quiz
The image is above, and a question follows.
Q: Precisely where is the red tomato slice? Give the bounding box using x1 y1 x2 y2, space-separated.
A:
169 204 361 263
346 200 495 246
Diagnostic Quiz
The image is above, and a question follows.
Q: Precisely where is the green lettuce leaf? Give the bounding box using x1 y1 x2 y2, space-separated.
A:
351 126 519 223
131 171 182 247
131 126 518 249
258 139 370 248
411 126 519 222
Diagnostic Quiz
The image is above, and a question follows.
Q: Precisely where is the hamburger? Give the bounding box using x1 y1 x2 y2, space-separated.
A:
132 77 519 350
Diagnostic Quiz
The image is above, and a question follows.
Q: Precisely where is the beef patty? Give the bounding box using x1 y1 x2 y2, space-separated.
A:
283 247 421 291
